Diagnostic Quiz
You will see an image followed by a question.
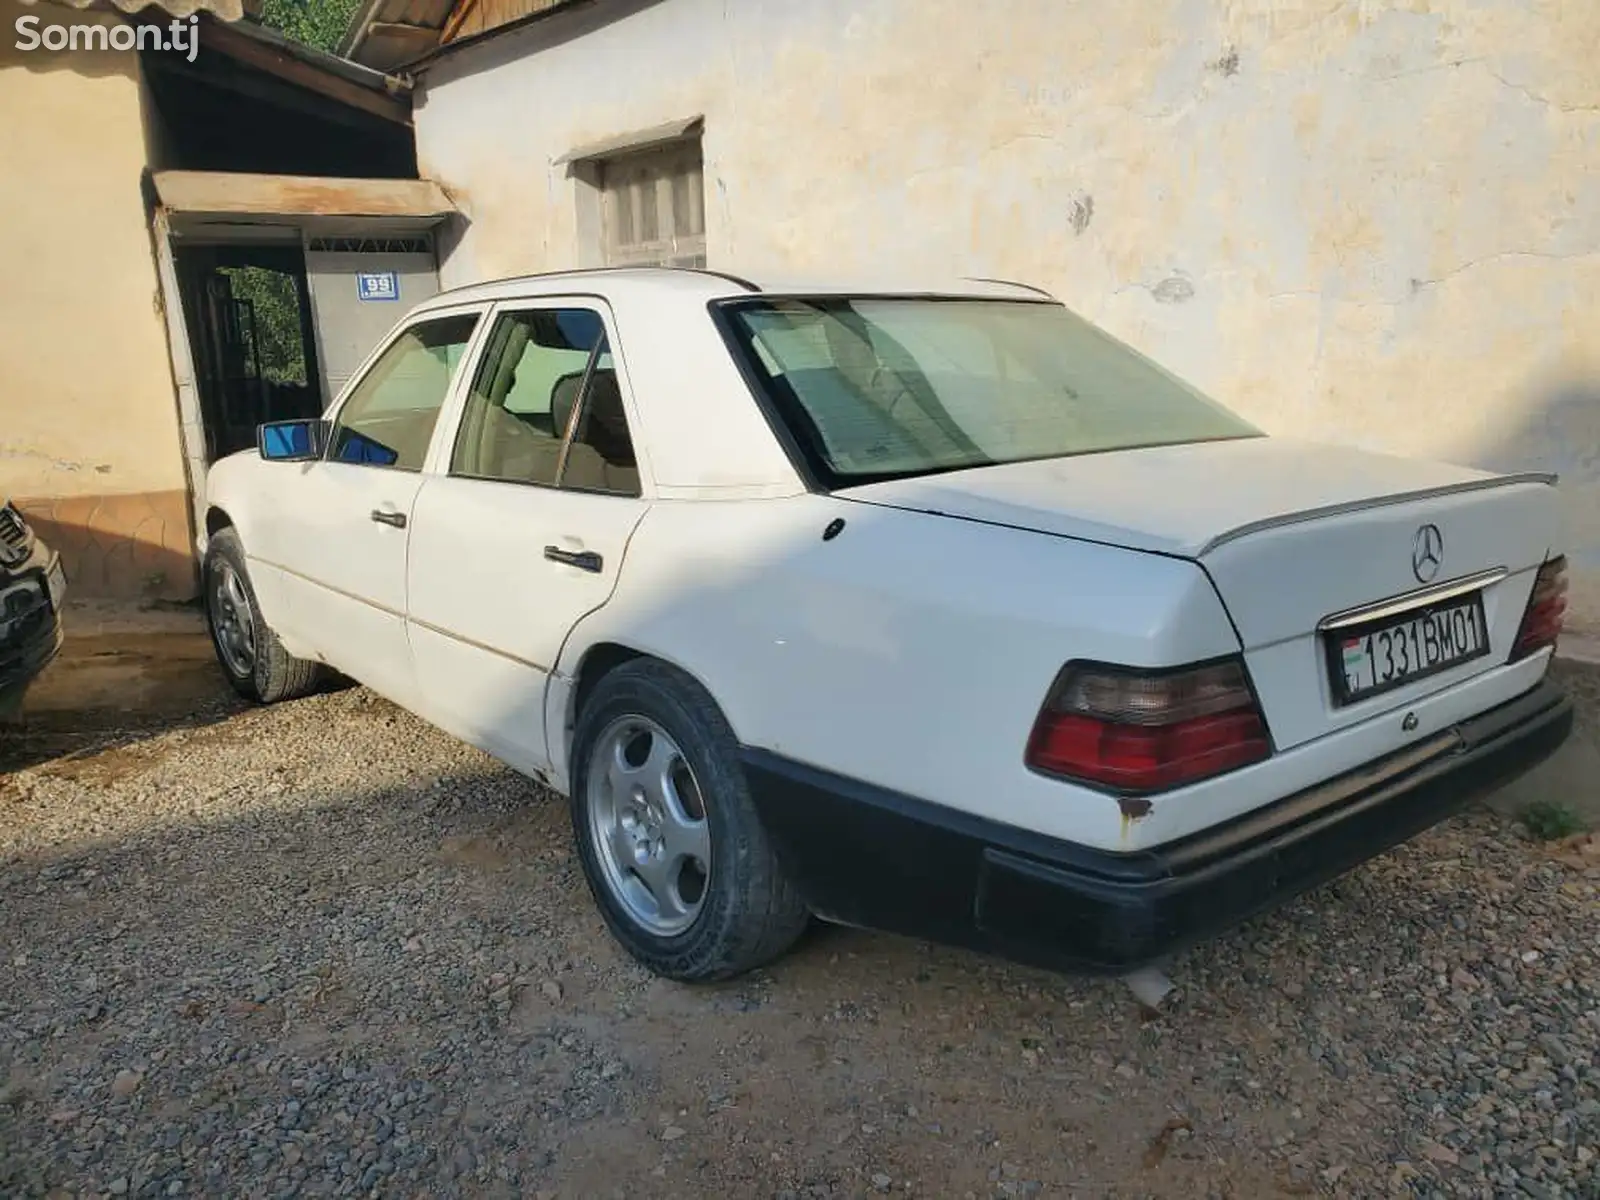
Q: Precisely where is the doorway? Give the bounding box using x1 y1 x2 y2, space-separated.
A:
174 242 326 463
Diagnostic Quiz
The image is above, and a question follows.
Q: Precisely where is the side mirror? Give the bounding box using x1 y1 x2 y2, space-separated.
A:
258 419 328 462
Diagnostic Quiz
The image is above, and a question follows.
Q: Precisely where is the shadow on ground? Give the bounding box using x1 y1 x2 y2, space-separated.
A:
3 675 1595 1197
0 745 1398 1199
1487 658 1600 828
0 602 246 775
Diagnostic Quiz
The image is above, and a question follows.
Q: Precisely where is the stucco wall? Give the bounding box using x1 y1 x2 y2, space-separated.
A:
0 0 193 598
415 0 1600 635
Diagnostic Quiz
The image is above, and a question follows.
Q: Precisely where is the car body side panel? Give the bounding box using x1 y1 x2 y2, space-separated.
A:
266 461 424 707
200 273 1573 861
203 452 318 661
206 451 421 687
549 495 1246 853
406 477 649 779
554 496 1561 854
202 300 495 679
843 436 1564 752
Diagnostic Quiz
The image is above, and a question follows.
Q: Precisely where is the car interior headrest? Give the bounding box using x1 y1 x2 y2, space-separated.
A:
581 371 633 466
550 369 631 464
549 371 585 439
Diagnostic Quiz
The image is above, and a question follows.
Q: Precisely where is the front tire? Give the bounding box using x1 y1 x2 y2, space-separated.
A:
204 527 325 704
569 658 810 982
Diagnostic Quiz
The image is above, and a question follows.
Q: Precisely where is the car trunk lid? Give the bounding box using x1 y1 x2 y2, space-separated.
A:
841 437 1562 749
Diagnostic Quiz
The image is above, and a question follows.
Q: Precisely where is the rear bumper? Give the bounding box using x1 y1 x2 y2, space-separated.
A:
742 679 1573 974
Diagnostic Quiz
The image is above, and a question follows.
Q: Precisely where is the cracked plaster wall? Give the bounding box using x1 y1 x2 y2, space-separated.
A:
417 0 1600 634
0 5 195 598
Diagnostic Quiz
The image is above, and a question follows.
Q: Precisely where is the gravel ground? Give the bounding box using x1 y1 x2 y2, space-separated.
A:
1 622 1597 1199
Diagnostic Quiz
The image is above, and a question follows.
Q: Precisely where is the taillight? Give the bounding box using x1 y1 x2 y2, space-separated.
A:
1025 658 1271 793
1510 555 1567 662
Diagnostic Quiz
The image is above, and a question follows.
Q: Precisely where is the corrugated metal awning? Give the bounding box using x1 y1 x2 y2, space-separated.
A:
17 0 248 20
152 171 457 222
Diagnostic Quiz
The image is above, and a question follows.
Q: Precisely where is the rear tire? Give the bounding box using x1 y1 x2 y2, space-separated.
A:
569 658 810 982
203 527 325 704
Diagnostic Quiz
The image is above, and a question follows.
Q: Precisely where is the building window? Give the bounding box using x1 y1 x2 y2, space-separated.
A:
597 138 706 268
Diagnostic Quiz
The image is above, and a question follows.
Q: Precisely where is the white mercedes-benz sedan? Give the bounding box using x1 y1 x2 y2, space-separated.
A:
200 267 1574 983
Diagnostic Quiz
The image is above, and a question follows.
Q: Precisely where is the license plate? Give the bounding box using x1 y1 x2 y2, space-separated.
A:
1326 592 1490 705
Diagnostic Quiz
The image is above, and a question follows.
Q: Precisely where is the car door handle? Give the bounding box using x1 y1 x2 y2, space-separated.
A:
543 546 603 573
370 508 407 529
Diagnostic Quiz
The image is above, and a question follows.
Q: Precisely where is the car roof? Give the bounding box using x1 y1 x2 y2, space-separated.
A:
411 266 1057 314
397 267 1062 499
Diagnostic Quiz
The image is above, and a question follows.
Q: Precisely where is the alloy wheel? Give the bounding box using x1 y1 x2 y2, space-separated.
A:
585 714 712 936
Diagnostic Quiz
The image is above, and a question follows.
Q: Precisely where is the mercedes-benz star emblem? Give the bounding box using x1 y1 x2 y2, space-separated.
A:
1412 523 1444 583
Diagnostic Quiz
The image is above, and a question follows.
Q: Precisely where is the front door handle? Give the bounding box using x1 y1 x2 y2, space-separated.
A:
544 545 603 573
370 508 407 529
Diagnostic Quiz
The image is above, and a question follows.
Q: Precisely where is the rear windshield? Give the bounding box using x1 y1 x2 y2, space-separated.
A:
717 296 1261 486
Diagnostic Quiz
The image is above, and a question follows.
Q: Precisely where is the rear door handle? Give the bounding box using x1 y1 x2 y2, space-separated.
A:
370 508 407 529
543 545 603 573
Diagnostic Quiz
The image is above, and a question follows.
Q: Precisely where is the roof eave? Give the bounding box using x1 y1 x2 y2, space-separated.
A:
190 14 414 125
370 0 603 75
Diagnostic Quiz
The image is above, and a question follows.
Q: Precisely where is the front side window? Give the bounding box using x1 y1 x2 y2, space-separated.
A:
452 307 641 497
328 313 481 471
718 297 1261 487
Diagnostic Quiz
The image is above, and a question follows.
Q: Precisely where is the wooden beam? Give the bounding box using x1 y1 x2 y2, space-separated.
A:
198 18 412 126
437 0 481 45
152 170 457 221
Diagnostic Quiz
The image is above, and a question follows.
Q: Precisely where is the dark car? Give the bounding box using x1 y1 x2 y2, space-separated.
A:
0 500 65 719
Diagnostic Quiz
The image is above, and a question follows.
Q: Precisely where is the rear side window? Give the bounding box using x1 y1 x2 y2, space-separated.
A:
451 307 640 497
718 297 1260 487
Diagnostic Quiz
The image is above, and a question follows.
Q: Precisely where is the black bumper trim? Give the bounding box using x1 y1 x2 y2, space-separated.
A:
741 679 1574 974
0 552 65 710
